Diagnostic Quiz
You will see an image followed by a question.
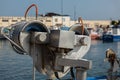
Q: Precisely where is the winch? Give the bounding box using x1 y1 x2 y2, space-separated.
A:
0 4 92 80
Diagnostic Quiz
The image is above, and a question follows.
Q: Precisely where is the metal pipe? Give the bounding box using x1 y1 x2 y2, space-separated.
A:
76 67 87 80
3 34 25 52
24 4 38 20
32 60 36 80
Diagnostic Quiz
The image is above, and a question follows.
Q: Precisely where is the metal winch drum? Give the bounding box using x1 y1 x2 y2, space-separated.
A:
10 21 49 54
3 20 91 79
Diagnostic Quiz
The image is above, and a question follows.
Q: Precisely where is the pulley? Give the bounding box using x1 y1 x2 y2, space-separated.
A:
10 20 49 54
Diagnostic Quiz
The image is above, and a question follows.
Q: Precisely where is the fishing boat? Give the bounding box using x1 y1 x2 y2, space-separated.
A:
87 75 120 80
87 27 102 40
102 25 120 42
90 31 100 40
112 25 120 41
102 34 113 42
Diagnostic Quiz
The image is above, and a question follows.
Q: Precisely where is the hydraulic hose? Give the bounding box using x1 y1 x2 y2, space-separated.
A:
24 4 38 20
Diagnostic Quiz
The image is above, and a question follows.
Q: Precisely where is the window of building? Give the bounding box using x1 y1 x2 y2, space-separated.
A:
40 20 43 22
84 23 89 27
2 20 8 22
46 20 51 22
55 18 58 22
94 23 99 27
17 17 21 19
21 20 26 22
12 20 17 22
62 18 65 22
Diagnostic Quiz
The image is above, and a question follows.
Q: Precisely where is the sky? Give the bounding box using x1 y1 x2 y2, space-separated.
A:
0 0 120 20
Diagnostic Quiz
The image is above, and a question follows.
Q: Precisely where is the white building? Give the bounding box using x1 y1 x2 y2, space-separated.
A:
0 16 110 28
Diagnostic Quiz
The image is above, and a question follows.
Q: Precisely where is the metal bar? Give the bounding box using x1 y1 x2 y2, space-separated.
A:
57 58 92 69
32 60 36 80
32 33 36 80
3 34 25 52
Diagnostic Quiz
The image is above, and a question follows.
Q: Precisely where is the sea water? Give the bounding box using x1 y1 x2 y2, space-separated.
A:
0 40 120 80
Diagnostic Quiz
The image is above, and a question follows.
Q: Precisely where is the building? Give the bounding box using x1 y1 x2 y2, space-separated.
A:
0 16 25 27
0 16 111 29
83 20 110 28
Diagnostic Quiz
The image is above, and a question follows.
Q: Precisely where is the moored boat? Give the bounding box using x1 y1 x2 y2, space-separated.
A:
90 30 100 40
87 75 120 80
112 25 120 41
102 25 120 42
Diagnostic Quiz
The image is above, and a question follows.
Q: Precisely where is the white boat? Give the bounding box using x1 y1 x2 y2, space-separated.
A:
112 25 120 41
102 25 120 42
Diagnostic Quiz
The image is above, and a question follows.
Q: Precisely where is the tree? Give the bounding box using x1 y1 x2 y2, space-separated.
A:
110 20 117 25
117 20 120 25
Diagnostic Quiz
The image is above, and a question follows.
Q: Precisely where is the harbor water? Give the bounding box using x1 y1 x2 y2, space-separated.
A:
0 40 120 80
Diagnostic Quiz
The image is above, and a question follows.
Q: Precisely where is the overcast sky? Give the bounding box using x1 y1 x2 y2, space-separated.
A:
0 0 120 20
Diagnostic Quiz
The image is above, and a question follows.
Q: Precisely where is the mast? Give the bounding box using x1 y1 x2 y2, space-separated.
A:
61 0 63 15
61 0 63 26
74 6 76 23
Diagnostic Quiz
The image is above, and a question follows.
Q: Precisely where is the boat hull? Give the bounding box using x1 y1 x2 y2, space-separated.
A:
90 34 100 40
102 34 113 42
87 75 120 80
102 34 120 42
113 35 120 41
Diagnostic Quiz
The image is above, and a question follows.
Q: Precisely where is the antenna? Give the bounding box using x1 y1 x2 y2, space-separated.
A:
74 6 76 21
61 0 63 26
73 6 77 24
61 0 63 15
